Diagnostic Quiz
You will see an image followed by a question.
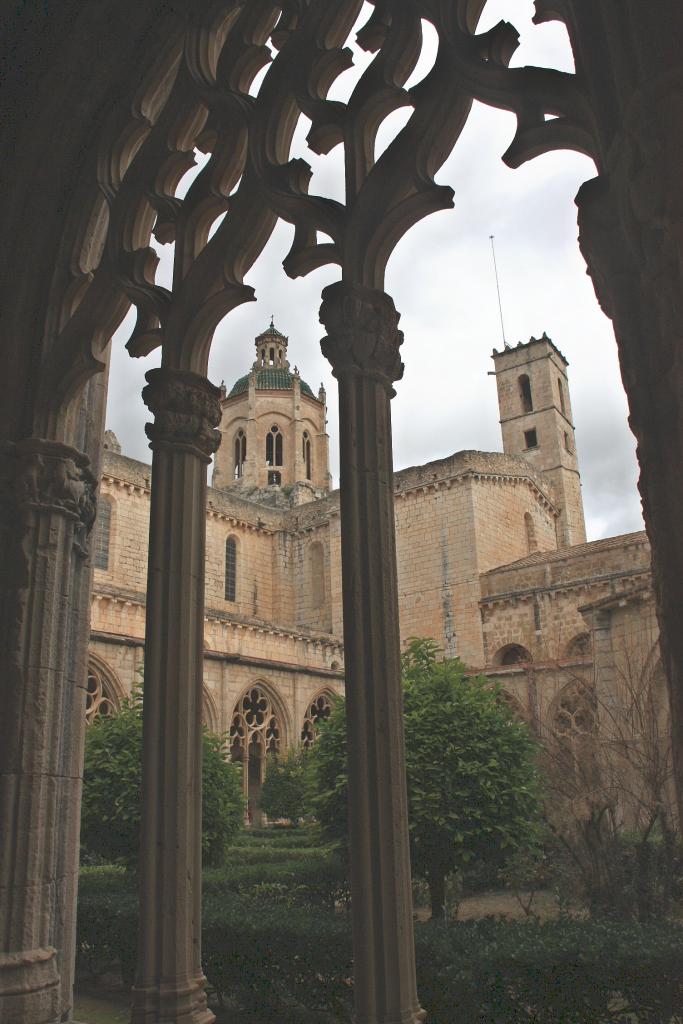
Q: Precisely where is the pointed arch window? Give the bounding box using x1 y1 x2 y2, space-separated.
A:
552 681 598 789
519 374 533 413
266 425 283 467
93 495 112 570
233 429 247 479
225 536 237 602
558 377 566 416
303 431 312 480
85 660 120 724
301 692 333 748
524 512 538 554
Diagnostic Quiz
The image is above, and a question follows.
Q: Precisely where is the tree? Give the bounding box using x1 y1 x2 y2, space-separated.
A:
260 749 308 824
81 691 244 867
541 625 680 920
308 639 542 918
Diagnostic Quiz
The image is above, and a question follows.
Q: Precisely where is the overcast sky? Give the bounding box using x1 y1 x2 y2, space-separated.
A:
105 0 643 542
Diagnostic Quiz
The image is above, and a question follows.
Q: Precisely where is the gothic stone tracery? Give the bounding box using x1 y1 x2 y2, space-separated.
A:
3 3 683 1024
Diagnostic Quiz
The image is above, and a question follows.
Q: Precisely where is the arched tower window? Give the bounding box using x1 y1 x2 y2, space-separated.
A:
558 377 566 416
310 542 325 609
303 431 312 480
519 374 533 413
301 692 333 748
93 495 112 570
225 536 237 602
233 429 247 479
266 425 283 467
85 660 121 724
524 512 538 554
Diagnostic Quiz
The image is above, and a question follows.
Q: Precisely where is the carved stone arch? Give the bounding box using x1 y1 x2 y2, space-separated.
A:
493 643 533 667
547 679 599 792
301 688 335 749
229 679 291 758
496 687 527 724
564 632 592 659
201 686 220 734
85 652 126 724
229 679 290 826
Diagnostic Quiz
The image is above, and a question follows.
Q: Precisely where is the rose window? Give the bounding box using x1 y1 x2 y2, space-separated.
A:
301 692 332 749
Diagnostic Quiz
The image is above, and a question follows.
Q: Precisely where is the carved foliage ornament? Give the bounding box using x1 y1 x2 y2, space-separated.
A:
0 439 97 539
319 282 403 388
143 368 222 459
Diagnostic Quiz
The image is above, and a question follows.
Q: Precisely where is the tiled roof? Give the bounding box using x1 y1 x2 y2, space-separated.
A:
228 367 316 399
482 530 649 575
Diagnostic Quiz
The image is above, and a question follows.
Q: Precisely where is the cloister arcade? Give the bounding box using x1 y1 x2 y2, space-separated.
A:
2 3 683 1024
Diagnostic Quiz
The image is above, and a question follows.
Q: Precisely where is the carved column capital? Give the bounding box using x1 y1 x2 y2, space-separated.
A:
143 368 222 461
0 438 97 548
319 282 404 393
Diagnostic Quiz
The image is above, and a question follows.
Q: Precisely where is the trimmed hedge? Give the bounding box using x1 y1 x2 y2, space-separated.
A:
230 827 324 850
77 867 683 1022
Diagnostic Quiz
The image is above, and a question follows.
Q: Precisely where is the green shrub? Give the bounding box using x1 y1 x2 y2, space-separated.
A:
81 693 244 867
77 867 683 1022
309 639 543 917
260 751 309 824
203 853 349 908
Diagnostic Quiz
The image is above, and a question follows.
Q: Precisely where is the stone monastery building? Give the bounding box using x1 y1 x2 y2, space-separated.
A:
89 320 654 814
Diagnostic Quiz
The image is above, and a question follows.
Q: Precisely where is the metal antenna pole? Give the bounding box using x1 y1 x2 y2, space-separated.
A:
489 234 507 346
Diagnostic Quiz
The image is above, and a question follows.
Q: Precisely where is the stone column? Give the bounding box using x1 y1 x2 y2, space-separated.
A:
131 368 221 1024
0 439 97 1024
319 282 425 1024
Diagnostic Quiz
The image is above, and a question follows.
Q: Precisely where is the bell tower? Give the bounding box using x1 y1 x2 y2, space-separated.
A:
492 333 586 547
212 319 331 499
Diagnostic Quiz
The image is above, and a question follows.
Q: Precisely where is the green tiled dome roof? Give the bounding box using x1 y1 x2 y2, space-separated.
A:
228 367 316 399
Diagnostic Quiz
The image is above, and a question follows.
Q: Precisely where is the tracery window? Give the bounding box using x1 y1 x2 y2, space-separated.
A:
233 429 247 479
301 692 333 748
229 686 282 762
93 495 112 570
266 425 283 467
85 662 120 724
552 681 598 787
225 536 237 602
303 431 312 480
519 374 533 413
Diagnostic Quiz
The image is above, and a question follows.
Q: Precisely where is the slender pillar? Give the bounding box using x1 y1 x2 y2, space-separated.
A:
131 368 221 1024
320 282 425 1024
0 439 97 1024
